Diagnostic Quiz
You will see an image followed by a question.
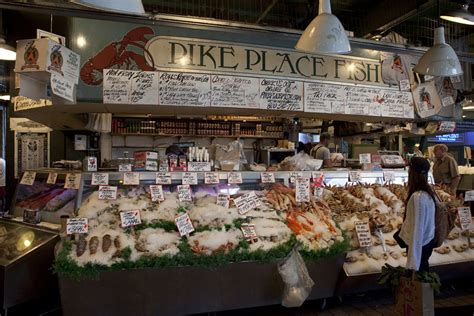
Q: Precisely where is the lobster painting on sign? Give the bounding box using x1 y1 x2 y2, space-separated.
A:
80 27 156 85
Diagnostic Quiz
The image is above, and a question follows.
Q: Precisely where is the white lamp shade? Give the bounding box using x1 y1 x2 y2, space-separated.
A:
0 39 15 61
414 27 463 77
295 0 351 54
440 5 474 26
70 0 146 16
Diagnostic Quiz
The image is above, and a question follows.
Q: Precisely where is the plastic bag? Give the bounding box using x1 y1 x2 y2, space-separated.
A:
279 152 322 171
278 247 314 307
211 140 247 170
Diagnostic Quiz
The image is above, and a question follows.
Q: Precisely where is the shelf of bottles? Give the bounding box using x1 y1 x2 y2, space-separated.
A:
111 118 284 139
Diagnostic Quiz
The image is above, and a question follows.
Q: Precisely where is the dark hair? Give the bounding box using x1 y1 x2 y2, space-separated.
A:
320 132 331 142
406 157 436 206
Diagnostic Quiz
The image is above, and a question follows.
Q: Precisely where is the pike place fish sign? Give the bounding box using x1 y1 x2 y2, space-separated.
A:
144 36 384 86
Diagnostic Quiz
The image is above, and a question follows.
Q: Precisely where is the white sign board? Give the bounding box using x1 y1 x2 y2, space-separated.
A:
177 185 192 202
457 207 472 231
91 173 109 185
46 172 58 185
227 172 243 184
64 173 81 189
182 172 198 185
156 172 172 185
295 178 310 203
120 210 142 228
204 172 220 184
123 172 140 185
98 185 118 200
20 171 36 185
234 191 259 215
354 221 373 247
66 218 88 235
261 172 275 183
150 185 165 202
175 212 195 236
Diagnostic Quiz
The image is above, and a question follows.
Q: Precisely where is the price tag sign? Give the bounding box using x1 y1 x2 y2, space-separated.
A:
216 193 230 208
228 172 243 184
150 185 165 202
204 172 220 184
123 172 140 185
86 157 98 172
64 173 81 189
234 191 259 215
159 164 169 172
314 187 324 199
354 221 373 247
450 75 462 84
442 96 455 107
295 178 310 202
457 207 472 231
261 172 275 183
91 173 109 185
118 163 132 172
46 172 58 185
120 210 142 228
20 171 36 185
175 213 195 236
66 218 88 235
156 172 172 185
312 171 324 187
177 185 192 202
188 162 211 172
349 171 362 182
240 224 258 242
359 153 371 164
465 190 474 202
182 172 198 185
98 185 117 200
290 172 303 183
383 171 395 183
399 79 411 91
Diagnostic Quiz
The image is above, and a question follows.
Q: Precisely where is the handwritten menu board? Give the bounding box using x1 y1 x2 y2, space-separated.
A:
211 75 259 108
158 72 211 106
103 69 159 104
130 71 159 104
259 79 303 111
303 82 414 119
103 69 130 104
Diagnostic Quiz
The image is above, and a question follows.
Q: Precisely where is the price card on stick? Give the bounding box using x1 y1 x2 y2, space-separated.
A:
290 172 303 183
216 193 230 208
20 171 36 185
295 178 310 202
123 172 140 185
188 162 211 172
150 185 165 202
228 172 243 184
354 221 373 248
204 172 220 184
383 171 395 183
464 191 474 202
399 79 411 91
86 157 98 172
118 164 132 172
175 213 195 236
46 172 58 185
234 191 259 215
66 218 88 235
240 224 258 243
457 207 472 231
156 172 172 185
64 173 81 189
120 210 142 228
261 172 275 183
98 185 117 200
92 173 109 185
359 153 371 164
182 172 198 185
442 96 455 107
177 185 192 202
314 187 324 199
349 171 362 182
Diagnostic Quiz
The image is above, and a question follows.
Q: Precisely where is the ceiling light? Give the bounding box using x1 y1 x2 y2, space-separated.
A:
76 35 87 48
0 38 15 61
463 105 474 110
414 27 463 77
441 4 474 25
70 0 146 16
295 0 351 54
0 95 10 101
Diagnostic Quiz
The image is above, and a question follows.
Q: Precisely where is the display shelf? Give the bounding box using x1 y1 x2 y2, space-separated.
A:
111 133 283 139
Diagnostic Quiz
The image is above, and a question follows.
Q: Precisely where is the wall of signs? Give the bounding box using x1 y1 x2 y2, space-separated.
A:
102 69 414 119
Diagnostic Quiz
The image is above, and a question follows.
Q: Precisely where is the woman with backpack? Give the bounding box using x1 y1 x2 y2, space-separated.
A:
395 157 437 272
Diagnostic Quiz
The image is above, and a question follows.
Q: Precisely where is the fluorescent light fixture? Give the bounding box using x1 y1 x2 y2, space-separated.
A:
295 0 351 54
463 105 474 110
414 27 463 77
0 95 10 101
70 0 146 16
441 4 474 25
0 38 15 61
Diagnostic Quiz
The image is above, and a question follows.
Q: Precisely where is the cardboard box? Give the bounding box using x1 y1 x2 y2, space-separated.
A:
15 38 80 84
134 151 158 171
134 151 158 161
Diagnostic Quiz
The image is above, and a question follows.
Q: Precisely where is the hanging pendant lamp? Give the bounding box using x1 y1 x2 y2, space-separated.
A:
295 0 351 54
441 4 474 25
70 0 146 16
414 26 463 76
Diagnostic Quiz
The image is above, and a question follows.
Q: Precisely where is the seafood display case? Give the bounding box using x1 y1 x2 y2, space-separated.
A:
0 219 59 311
53 170 472 314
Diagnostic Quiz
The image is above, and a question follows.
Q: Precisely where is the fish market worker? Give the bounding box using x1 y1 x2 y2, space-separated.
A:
310 132 332 168
433 144 460 193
